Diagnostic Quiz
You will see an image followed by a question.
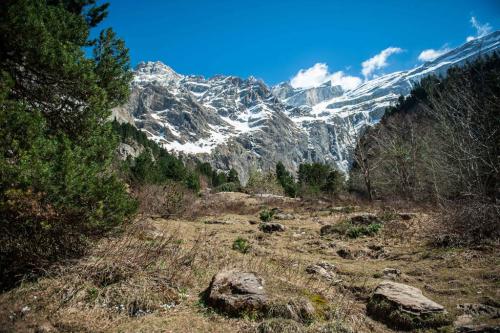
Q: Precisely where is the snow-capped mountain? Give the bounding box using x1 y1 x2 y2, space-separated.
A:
113 31 500 183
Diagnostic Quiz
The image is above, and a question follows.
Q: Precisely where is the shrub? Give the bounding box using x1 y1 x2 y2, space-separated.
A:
184 171 201 191
321 221 381 239
260 209 275 222
133 182 193 218
214 182 241 193
246 169 284 195
276 162 298 197
232 237 250 254
347 223 381 238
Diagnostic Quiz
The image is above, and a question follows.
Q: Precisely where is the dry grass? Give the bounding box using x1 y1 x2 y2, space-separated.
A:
0 193 499 332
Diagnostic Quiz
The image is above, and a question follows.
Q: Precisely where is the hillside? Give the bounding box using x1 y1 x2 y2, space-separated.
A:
1 193 498 332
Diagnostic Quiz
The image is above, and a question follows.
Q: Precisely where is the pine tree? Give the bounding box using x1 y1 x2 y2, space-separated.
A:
0 0 136 290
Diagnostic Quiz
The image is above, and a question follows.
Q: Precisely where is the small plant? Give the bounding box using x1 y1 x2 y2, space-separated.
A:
232 237 250 253
86 287 99 302
259 209 274 222
379 210 398 222
347 223 382 238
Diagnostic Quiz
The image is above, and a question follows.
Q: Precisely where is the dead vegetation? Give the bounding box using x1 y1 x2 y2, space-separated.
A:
0 193 498 332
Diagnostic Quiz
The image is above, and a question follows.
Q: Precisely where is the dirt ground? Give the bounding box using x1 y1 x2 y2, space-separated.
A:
1 192 498 332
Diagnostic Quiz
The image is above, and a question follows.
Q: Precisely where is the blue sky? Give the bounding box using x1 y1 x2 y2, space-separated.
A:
98 0 499 87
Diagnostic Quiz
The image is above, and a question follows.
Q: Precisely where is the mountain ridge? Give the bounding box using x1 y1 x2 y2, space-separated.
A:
112 31 500 183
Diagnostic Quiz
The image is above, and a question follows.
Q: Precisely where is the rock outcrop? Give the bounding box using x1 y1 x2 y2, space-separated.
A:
114 33 500 182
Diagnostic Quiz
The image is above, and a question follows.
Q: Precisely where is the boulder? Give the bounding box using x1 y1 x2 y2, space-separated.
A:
260 223 285 233
350 213 381 225
367 281 451 330
305 262 337 281
205 270 268 316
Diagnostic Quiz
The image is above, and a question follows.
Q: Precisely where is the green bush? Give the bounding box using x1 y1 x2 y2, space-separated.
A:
184 171 201 191
232 237 250 254
214 182 240 192
276 162 298 197
260 209 275 222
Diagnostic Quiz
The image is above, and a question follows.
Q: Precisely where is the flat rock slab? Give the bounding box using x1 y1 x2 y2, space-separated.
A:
368 281 450 330
274 213 295 220
374 281 444 313
206 270 267 316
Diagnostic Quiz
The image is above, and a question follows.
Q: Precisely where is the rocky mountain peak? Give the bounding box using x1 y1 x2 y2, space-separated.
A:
133 60 182 87
115 32 500 182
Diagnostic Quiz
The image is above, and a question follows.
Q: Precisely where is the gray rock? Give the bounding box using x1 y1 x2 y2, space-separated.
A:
117 142 143 160
205 270 267 316
274 213 295 220
115 35 500 183
305 262 337 281
260 223 285 233
458 303 500 318
382 268 401 280
367 281 450 330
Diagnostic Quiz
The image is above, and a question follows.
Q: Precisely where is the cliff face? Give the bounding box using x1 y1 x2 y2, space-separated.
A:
113 32 500 183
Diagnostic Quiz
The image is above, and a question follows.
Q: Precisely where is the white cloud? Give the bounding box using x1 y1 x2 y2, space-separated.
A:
329 71 362 91
466 16 492 42
418 47 451 62
290 63 361 91
361 47 403 79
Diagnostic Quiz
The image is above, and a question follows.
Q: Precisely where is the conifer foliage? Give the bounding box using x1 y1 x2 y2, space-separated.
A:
0 0 136 290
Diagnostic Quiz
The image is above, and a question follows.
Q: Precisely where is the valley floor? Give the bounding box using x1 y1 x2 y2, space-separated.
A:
1 192 498 332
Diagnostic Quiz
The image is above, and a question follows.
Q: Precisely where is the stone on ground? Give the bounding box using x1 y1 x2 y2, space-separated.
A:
350 213 381 225
382 268 401 280
205 270 267 316
274 213 295 220
260 223 285 233
367 281 450 330
305 262 337 281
